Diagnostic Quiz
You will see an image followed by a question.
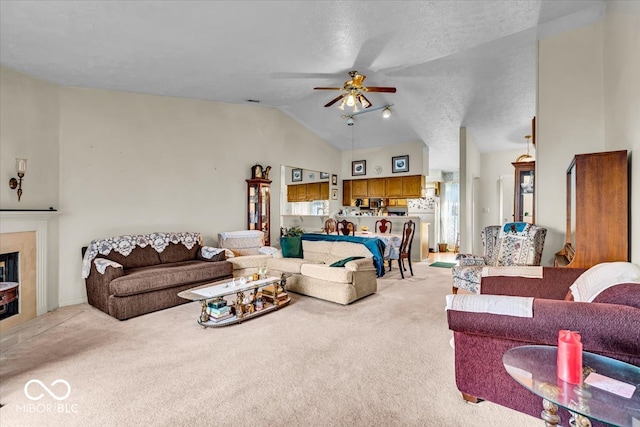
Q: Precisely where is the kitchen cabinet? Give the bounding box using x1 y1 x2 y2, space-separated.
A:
402 175 423 198
306 183 320 200
386 177 403 197
343 181 352 206
320 182 329 200
287 182 330 202
368 178 386 197
352 180 368 198
386 175 423 198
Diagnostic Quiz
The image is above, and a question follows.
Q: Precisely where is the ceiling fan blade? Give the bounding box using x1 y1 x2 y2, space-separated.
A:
324 94 346 107
363 87 397 93
314 87 343 90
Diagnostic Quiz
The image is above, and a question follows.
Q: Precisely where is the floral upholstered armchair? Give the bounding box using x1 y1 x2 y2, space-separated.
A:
452 223 547 293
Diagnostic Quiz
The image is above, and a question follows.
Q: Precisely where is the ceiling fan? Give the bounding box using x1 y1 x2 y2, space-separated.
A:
314 71 396 111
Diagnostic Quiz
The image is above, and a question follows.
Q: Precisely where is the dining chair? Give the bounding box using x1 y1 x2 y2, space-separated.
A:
336 220 355 236
398 220 416 279
324 218 336 234
374 219 392 234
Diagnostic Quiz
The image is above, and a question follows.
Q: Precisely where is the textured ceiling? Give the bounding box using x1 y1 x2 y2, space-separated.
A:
0 0 605 171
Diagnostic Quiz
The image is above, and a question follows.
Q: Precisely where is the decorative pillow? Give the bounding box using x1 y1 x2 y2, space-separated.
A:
197 246 226 262
569 262 640 302
330 256 365 268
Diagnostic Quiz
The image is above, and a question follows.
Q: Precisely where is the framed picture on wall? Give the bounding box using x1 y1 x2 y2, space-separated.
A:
320 172 329 179
331 174 338 185
331 188 338 200
392 155 409 173
292 168 302 182
352 160 366 176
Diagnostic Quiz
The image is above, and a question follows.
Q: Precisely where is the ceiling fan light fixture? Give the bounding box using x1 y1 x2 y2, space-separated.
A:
358 94 372 109
346 93 356 107
382 107 392 119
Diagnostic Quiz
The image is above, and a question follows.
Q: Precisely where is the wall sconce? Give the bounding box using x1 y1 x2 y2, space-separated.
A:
8 158 27 202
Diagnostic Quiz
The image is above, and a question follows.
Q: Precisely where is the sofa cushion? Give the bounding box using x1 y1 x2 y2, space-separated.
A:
218 231 265 256
268 257 313 275
158 242 199 264
104 245 162 270
328 241 373 264
110 260 232 297
227 255 272 270
300 263 352 284
302 240 334 264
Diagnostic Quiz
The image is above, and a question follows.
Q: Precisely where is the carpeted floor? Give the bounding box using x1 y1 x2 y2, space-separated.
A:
429 262 457 268
0 261 541 426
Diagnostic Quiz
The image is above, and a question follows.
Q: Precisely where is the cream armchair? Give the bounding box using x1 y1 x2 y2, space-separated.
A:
452 223 547 293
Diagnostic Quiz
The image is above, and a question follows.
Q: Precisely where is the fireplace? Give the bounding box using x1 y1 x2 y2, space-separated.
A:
0 251 20 320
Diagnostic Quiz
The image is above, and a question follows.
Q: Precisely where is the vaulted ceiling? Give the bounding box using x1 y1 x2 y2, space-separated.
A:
0 1 605 171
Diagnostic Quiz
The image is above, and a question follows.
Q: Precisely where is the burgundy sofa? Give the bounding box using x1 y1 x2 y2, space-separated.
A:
82 232 232 320
447 267 640 426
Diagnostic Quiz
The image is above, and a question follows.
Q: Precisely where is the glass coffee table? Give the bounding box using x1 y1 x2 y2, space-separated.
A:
178 273 290 328
503 345 640 427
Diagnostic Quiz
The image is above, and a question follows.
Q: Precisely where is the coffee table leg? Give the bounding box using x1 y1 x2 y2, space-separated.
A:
541 399 560 426
199 301 209 325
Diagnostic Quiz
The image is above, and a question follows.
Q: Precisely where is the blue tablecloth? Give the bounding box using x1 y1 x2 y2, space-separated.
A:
301 233 386 277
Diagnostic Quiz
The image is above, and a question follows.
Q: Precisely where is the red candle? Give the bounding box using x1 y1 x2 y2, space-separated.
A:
557 330 583 384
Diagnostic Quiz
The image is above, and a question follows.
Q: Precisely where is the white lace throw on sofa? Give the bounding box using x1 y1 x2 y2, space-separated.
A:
445 294 534 318
82 232 202 279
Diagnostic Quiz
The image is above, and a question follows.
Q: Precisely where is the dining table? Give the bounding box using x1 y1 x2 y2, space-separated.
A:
354 232 402 265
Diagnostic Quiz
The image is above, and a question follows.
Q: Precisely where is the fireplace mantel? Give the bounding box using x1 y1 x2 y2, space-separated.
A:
1 210 60 316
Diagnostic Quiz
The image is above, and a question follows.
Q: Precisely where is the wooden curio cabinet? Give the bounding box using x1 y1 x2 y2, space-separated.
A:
512 161 535 224
246 178 271 246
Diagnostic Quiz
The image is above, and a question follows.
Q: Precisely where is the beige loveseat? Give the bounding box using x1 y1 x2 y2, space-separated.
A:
228 240 378 305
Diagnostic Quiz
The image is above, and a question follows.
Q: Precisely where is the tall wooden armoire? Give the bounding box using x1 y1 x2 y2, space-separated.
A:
555 150 628 268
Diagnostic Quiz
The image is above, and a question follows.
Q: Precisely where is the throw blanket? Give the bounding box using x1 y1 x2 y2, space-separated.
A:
570 262 640 302
445 294 534 318
503 222 529 233
301 233 386 277
482 266 543 278
82 231 201 279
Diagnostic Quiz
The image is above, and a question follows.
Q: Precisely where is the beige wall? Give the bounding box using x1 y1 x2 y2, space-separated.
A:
478 148 529 224
0 67 60 209
537 21 606 265
603 1 640 264
340 140 427 182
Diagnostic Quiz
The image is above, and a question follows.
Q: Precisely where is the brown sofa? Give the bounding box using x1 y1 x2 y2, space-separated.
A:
446 267 640 427
82 232 232 320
